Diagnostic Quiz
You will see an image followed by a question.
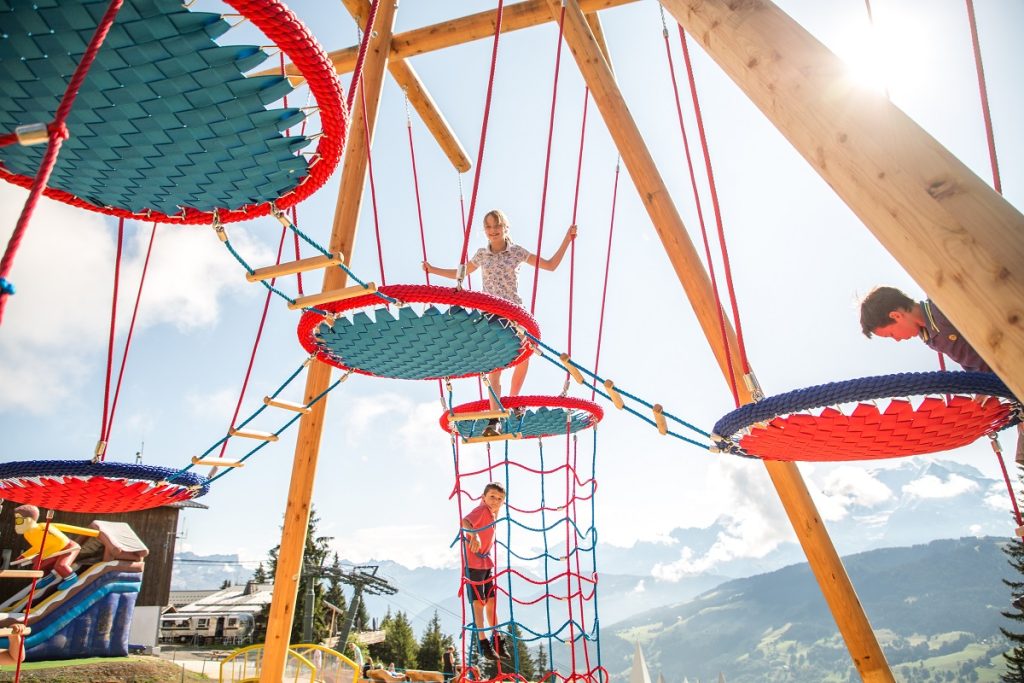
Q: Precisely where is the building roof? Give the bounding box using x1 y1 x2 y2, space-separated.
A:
172 582 274 616
168 589 219 608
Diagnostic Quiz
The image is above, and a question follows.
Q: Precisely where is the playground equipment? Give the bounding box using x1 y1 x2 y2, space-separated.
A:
220 642 359 683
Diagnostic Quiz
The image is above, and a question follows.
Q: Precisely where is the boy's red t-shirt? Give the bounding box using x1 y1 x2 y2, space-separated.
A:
463 502 496 569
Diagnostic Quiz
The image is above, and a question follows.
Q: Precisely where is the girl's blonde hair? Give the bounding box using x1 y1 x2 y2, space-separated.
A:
483 209 510 235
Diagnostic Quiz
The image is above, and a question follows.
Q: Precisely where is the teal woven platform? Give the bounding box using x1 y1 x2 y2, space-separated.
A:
312 305 527 380
0 0 309 215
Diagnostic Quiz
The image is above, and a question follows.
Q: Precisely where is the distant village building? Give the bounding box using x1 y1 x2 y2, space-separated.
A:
160 581 274 645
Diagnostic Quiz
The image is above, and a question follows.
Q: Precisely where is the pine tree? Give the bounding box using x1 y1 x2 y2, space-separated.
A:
252 562 268 584
1001 517 1024 682
417 611 445 671
324 553 348 637
262 506 335 643
371 610 419 668
506 624 536 680
536 644 550 680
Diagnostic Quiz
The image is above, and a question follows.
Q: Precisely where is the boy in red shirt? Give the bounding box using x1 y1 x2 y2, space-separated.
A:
461 482 507 661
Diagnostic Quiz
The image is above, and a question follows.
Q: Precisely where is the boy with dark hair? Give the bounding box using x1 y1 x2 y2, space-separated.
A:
860 285 1021 461
460 482 507 661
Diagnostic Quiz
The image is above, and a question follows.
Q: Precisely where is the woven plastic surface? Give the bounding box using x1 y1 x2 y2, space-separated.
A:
297 285 541 381
440 395 604 440
0 0 346 223
0 460 209 513
712 371 1020 461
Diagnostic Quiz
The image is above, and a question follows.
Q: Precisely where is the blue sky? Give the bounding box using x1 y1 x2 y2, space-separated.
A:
1 0 1022 578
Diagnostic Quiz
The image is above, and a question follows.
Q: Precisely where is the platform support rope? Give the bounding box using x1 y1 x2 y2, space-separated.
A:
0 0 124 326
13 510 55 683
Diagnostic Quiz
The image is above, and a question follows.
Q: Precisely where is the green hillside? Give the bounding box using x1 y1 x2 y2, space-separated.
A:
604 537 1016 682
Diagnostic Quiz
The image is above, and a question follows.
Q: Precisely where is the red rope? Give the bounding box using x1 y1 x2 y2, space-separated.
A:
0 0 124 325
360 82 387 286
98 219 125 461
458 0 506 267
408 115 430 287
291 206 304 295
346 0 380 115
590 164 619 402
679 25 752 401
14 511 55 683
217 224 290 458
964 0 1001 194
566 89 589 365
994 442 1024 531
104 222 158 448
662 26 740 406
529 4 567 315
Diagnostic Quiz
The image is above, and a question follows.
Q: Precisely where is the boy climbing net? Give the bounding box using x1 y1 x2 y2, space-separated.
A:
425 209 576 436
460 482 507 662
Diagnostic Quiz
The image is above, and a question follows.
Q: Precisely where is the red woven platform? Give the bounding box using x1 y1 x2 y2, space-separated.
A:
0 475 200 513
738 395 1014 462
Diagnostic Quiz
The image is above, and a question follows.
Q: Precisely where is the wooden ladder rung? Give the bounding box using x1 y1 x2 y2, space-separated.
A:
0 626 31 636
462 433 523 445
246 252 345 283
263 397 311 414
0 570 43 579
229 428 279 442
287 283 377 310
451 410 509 422
191 457 244 468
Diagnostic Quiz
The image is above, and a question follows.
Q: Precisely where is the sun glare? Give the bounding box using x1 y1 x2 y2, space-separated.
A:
835 8 931 96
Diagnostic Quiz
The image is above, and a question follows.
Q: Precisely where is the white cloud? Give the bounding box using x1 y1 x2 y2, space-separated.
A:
983 482 1013 512
902 473 979 499
651 459 794 580
0 185 273 414
631 579 646 594
341 393 449 457
811 466 894 522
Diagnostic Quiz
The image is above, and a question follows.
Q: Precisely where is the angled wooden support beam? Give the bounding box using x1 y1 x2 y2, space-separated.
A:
340 0 471 172
548 1 894 680
662 0 1024 400
259 2 399 681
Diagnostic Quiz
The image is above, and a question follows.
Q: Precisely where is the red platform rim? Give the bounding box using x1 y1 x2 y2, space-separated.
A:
439 394 604 439
0 0 346 225
297 284 542 379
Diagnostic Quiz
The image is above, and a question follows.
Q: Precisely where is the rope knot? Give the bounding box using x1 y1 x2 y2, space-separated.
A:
49 122 70 142
0 278 15 296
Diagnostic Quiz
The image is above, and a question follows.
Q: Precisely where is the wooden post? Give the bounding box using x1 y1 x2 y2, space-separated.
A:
258 1 398 681
547 1 894 680
661 0 1024 400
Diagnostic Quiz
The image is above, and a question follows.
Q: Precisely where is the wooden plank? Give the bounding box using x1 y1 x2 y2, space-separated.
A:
190 457 243 468
245 253 344 283
462 432 523 445
0 570 43 579
451 410 510 422
287 283 377 310
229 428 278 442
259 1 398 680
547 2 894 681
263 397 312 414
662 0 1024 402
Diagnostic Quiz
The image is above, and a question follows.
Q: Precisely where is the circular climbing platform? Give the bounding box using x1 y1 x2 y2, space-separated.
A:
297 284 540 381
0 460 209 513
712 371 1020 461
441 395 603 440
0 0 346 224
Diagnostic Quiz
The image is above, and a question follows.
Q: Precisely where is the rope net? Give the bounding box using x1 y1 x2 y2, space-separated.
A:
451 431 605 683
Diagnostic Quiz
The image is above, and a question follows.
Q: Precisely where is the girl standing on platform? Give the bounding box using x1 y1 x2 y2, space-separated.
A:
424 209 576 435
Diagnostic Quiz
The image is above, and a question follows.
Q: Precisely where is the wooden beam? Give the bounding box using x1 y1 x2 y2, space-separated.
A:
258 2 398 681
339 0 471 172
264 0 638 79
548 1 894 681
662 0 1024 401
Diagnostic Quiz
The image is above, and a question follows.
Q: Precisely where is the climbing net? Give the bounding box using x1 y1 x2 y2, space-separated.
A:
451 431 605 683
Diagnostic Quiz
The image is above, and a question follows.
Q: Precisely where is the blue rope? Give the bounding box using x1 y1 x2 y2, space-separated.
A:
525 332 712 444
588 429 605 683
222 238 297 305
537 439 556 669
712 370 1020 450
0 278 14 296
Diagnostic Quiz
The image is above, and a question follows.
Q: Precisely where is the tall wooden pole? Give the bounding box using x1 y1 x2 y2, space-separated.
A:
546 1 894 680
662 0 1024 400
258 2 398 680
